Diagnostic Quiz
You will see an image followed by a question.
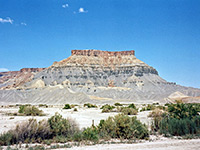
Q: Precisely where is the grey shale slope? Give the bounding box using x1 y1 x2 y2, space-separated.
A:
0 49 200 105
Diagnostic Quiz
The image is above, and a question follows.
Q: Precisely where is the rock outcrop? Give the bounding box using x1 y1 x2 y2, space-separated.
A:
0 49 200 104
35 50 158 87
0 68 45 89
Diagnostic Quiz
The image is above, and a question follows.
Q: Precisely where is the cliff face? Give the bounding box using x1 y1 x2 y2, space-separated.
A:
71 50 135 56
0 68 45 89
34 50 159 87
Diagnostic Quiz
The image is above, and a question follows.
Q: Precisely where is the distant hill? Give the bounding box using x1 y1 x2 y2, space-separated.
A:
0 49 200 105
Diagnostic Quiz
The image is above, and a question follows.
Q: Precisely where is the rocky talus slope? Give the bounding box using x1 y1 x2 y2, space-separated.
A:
0 50 200 105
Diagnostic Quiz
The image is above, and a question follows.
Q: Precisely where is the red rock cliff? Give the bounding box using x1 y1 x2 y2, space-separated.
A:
71 50 135 57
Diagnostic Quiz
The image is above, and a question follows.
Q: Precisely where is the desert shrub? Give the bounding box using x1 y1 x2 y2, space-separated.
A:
13 119 51 143
128 103 137 109
73 132 83 142
84 103 97 108
148 108 167 118
63 104 71 109
120 107 138 115
0 113 80 146
156 105 166 111
167 103 200 119
18 105 44 116
101 104 115 113
152 103 200 136
149 109 167 132
0 119 51 145
48 113 79 137
73 108 78 111
100 104 114 109
114 103 123 106
159 116 200 136
140 107 146 112
18 105 25 113
82 127 99 141
146 104 156 111
153 102 159 105
38 104 48 108
0 132 13 146
98 114 149 139
140 103 161 112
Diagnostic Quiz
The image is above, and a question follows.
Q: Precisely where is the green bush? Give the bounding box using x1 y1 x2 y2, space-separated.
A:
140 103 161 112
18 105 44 116
84 103 97 108
18 105 25 113
0 132 13 146
159 116 200 136
128 103 137 109
73 132 83 142
114 103 123 106
63 104 71 109
101 104 115 113
152 103 200 136
48 113 79 137
146 104 156 111
119 107 138 115
82 127 99 141
98 114 149 139
38 104 48 108
167 103 200 119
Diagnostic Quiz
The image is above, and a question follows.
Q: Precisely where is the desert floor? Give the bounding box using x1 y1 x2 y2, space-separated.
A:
0 105 151 133
67 139 200 150
0 105 200 150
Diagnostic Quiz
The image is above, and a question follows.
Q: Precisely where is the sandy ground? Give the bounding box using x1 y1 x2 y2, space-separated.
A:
0 106 121 133
67 139 200 150
0 106 151 134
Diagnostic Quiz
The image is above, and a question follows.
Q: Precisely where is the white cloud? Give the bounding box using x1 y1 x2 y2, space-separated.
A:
21 22 27 26
78 7 88 13
62 4 69 8
0 68 9 72
0 17 13 24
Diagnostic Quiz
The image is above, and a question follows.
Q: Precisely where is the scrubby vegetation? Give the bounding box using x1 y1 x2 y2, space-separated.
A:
114 103 123 106
0 113 79 146
151 103 200 136
63 104 71 109
98 114 149 139
84 103 97 108
0 119 51 145
140 104 165 112
1 102 200 147
101 103 138 115
0 113 148 146
116 107 137 115
117 103 138 115
128 103 137 109
38 104 48 108
18 105 44 116
101 104 115 113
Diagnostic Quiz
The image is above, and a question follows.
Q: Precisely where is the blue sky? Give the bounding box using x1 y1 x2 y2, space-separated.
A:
0 0 200 88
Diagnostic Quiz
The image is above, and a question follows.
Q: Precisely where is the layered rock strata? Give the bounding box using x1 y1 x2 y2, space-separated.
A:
0 49 200 104
34 50 158 87
0 68 45 89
